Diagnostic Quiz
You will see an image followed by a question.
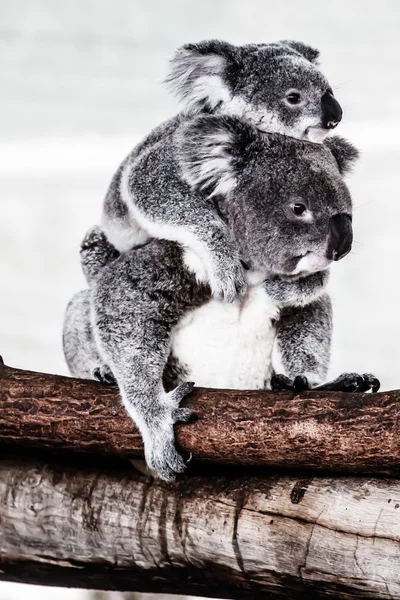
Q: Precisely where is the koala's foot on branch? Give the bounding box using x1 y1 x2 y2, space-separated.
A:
271 372 380 394
145 381 195 482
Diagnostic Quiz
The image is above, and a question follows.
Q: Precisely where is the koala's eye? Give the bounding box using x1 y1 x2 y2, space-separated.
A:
286 92 301 105
292 203 307 216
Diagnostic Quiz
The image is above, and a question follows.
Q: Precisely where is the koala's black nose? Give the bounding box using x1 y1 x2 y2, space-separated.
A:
326 214 353 261
321 90 343 129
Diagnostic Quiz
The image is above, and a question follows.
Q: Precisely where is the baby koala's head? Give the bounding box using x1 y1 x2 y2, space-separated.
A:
179 115 358 279
167 40 342 143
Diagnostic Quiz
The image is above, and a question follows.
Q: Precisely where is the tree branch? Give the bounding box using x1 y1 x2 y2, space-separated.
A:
1 363 400 475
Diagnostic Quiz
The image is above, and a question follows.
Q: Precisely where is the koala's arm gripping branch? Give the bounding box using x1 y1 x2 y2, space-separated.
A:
1 362 400 476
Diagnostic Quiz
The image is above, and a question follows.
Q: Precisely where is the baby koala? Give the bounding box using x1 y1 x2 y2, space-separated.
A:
102 40 343 302
64 114 379 481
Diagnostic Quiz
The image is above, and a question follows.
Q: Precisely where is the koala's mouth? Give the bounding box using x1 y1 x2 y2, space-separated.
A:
279 251 332 279
304 126 330 143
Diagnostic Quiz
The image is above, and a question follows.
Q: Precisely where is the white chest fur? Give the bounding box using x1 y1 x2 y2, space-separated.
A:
171 283 281 390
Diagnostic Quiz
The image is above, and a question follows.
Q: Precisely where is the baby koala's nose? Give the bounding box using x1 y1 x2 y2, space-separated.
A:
326 214 353 261
321 90 343 130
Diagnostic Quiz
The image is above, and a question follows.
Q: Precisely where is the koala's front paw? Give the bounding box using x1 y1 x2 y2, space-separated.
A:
271 374 294 392
93 365 117 387
272 372 381 394
210 260 247 303
317 372 380 393
80 226 119 265
271 374 310 394
81 225 108 251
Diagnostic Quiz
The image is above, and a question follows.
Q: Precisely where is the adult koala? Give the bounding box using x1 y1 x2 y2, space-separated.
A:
63 115 379 481
102 40 343 303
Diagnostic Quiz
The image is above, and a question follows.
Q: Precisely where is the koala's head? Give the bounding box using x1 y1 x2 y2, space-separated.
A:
167 40 342 144
179 115 359 279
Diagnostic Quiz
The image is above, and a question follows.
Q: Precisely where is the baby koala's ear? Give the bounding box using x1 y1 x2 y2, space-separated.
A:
324 136 360 175
280 40 320 64
179 115 255 197
165 40 238 112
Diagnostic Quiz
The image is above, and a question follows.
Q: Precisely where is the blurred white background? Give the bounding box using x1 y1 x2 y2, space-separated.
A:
1 0 399 599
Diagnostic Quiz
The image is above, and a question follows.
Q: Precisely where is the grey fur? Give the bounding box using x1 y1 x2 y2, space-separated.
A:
62 290 103 380
275 295 333 384
101 39 345 302
64 116 361 481
165 39 327 127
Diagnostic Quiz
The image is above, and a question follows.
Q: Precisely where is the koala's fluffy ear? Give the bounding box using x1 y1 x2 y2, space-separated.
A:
165 40 238 112
324 136 360 175
281 40 320 64
179 115 255 196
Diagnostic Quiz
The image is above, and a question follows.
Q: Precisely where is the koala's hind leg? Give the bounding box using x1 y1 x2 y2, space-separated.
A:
81 229 196 481
98 321 195 482
62 290 115 384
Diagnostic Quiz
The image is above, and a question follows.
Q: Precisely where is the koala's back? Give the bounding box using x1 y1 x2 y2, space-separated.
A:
92 239 210 332
101 115 185 251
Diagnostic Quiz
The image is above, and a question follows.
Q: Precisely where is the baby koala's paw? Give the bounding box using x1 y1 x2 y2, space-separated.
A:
80 226 120 282
80 226 119 262
210 259 247 303
81 225 108 250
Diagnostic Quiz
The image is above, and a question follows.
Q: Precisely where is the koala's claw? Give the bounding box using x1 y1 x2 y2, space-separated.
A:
359 373 380 393
271 375 310 395
272 374 311 394
293 375 310 394
271 374 294 392
93 365 117 387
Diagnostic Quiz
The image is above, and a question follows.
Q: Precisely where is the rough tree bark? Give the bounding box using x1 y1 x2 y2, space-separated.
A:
1 453 400 599
1 364 400 476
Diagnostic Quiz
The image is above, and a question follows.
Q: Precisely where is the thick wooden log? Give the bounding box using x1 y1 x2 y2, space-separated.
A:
1 454 400 599
1 363 400 475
